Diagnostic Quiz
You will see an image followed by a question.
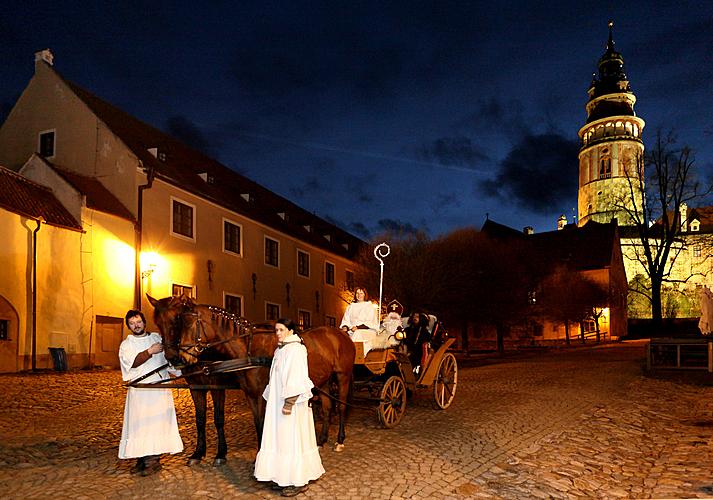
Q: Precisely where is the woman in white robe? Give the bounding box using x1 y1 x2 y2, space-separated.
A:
340 287 379 353
254 318 324 496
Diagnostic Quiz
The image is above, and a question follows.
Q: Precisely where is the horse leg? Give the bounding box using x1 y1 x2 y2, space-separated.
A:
334 373 352 452
188 388 208 465
316 391 332 448
211 389 227 466
244 390 266 450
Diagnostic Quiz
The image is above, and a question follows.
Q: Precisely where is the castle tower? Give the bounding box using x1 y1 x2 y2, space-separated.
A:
578 22 645 227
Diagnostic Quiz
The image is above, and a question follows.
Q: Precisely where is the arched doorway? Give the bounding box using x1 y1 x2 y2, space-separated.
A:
0 296 19 373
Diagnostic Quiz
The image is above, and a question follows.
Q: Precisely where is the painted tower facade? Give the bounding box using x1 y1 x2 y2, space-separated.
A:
578 24 645 227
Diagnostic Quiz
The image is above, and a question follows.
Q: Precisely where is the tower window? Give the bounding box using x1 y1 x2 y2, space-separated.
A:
599 157 611 179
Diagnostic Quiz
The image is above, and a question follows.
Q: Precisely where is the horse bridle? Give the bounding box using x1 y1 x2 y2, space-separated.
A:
170 305 255 359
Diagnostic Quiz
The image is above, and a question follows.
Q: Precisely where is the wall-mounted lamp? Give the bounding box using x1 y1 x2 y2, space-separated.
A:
140 251 160 279
141 263 156 279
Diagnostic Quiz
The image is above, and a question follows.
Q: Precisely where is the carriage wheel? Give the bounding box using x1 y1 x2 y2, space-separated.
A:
433 353 457 409
378 376 407 428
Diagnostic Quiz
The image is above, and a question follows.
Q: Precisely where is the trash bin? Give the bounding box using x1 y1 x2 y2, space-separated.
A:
48 347 68 371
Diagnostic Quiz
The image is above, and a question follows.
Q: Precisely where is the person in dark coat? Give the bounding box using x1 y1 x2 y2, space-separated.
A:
404 312 431 374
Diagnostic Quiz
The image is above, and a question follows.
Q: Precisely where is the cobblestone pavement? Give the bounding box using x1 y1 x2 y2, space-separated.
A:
2 341 713 499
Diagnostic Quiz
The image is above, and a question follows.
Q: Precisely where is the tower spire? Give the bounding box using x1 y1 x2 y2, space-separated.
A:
607 20 614 52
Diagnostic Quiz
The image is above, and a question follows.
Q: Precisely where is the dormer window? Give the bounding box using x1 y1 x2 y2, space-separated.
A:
691 220 700 232
39 129 55 158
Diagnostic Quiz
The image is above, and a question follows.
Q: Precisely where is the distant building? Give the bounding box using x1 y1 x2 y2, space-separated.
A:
0 50 364 372
482 219 628 342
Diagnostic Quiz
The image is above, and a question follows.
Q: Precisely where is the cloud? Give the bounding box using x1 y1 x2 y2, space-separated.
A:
432 193 460 214
416 136 489 168
289 176 323 198
347 222 371 239
478 133 579 214
376 218 423 236
457 97 530 137
165 115 216 157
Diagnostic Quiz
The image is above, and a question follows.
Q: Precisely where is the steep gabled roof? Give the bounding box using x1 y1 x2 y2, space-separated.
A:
55 69 363 258
0 165 82 231
30 156 135 222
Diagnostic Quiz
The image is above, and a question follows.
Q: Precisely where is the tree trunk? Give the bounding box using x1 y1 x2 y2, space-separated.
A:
564 321 570 346
496 323 506 356
595 317 601 343
651 277 663 322
580 321 585 344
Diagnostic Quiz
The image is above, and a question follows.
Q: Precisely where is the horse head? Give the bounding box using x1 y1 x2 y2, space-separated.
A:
148 293 197 368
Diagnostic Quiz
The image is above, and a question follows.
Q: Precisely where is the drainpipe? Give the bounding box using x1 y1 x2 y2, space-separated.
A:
32 216 45 371
134 162 155 309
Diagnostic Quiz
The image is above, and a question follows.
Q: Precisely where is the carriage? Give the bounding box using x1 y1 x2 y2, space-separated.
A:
351 315 458 428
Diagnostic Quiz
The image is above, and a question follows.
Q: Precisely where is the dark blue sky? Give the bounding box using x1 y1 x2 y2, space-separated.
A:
2 1 712 239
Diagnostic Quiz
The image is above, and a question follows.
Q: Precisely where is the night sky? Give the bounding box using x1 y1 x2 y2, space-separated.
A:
2 1 712 239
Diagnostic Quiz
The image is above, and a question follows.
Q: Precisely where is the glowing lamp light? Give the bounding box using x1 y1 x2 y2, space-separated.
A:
141 251 160 279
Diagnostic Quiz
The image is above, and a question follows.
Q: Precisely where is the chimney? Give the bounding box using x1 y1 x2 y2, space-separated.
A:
34 49 54 68
557 214 567 230
523 226 534 235
680 202 688 232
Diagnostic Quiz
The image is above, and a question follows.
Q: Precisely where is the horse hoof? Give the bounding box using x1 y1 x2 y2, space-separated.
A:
187 458 202 466
334 443 345 453
213 458 227 467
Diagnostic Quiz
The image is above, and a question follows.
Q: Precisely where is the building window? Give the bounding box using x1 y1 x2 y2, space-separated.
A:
224 294 243 316
298 310 311 330
325 261 335 286
0 319 8 341
266 302 280 321
599 157 611 179
297 250 310 278
172 283 194 298
265 236 279 268
326 316 336 328
691 221 700 232
694 245 702 258
345 270 355 291
171 198 195 240
223 220 242 256
39 130 55 157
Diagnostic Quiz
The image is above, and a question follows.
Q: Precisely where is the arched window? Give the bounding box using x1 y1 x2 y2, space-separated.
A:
599 149 611 179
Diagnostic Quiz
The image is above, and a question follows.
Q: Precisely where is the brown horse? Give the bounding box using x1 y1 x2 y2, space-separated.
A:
149 294 355 464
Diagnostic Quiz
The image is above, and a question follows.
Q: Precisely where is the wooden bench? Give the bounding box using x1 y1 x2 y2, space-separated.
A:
646 338 713 372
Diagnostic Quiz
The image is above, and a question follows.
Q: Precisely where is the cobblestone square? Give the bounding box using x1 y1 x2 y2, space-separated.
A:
2 341 713 499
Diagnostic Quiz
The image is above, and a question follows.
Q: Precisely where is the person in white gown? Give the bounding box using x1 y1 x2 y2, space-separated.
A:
254 318 324 497
118 309 183 476
340 287 379 353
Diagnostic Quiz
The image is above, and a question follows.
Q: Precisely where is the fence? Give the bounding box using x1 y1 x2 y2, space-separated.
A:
646 338 713 372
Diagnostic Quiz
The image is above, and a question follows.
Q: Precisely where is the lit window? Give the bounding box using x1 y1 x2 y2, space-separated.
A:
599 157 611 179
298 310 311 329
297 250 310 277
326 316 336 328
266 302 280 321
172 283 194 298
265 237 279 267
224 294 242 315
39 130 55 157
171 199 194 239
223 220 242 255
325 261 335 286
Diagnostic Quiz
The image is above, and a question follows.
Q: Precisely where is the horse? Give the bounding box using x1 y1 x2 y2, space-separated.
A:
149 294 273 466
148 294 356 464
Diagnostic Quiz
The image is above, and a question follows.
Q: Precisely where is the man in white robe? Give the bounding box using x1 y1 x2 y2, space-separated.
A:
118 309 183 476
255 319 324 496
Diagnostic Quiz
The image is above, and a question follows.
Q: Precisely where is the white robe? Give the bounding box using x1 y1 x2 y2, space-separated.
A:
118 332 183 459
341 301 379 353
254 335 324 487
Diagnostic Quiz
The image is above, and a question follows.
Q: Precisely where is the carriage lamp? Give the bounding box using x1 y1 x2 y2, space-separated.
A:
394 327 405 341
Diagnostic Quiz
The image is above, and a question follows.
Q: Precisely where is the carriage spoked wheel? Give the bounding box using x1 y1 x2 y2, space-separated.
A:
378 375 407 428
433 352 457 409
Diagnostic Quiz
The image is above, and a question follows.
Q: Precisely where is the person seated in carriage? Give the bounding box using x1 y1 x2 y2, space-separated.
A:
404 311 432 374
340 287 379 352
380 299 404 338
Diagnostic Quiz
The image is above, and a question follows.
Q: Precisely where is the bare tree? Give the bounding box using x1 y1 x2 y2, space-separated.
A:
616 130 710 321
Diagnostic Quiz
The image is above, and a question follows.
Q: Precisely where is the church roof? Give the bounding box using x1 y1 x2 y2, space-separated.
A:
0 165 82 231
52 67 364 258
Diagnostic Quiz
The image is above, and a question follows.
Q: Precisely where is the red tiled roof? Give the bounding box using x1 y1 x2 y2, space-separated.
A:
47 161 135 222
58 72 363 258
0 165 82 231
